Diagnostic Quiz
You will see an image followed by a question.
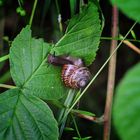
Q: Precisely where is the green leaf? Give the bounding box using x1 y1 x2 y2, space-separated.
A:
51 2 101 66
73 136 92 140
111 0 140 22
48 100 66 109
16 7 26 16
64 127 74 131
130 30 136 40
0 88 59 140
10 25 68 100
10 2 101 100
113 62 140 140
82 136 92 140
72 109 95 117
73 137 80 140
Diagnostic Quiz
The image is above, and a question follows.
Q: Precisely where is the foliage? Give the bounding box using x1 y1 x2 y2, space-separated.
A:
16 7 26 16
111 0 140 22
0 88 59 140
51 2 101 66
0 0 139 139
111 1 140 139
113 62 140 140
10 2 101 100
10 26 64 100
0 1 102 139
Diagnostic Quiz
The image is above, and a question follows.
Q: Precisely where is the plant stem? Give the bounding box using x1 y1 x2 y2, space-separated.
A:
103 6 118 140
0 54 9 63
29 0 38 26
123 40 140 54
120 35 140 54
101 37 140 42
72 115 81 138
58 89 75 138
55 0 63 33
75 113 104 123
0 84 16 89
102 36 140 54
61 22 136 124
58 89 75 124
18 0 22 7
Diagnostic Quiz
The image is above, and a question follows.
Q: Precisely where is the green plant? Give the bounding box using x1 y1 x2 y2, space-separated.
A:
0 1 102 139
0 0 140 139
113 62 140 140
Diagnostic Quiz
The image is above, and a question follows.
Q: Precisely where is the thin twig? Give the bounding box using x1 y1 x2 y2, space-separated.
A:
123 39 140 54
101 36 140 42
29 0 38 26
103 6 118 140
71 114 81 138
55 0 63 33
0 54 9 63
76 113 104 123
119 34 140 54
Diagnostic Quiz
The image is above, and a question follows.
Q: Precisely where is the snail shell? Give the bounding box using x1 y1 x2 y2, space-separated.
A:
62 64 91 89
47 54 91 89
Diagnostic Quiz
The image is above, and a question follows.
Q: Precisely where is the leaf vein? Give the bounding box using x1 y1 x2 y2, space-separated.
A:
19 97 45 140
15 113 27 140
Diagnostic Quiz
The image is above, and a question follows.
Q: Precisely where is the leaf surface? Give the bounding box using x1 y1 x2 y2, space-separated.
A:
0 88 59 140
52 2 101 66
111 0 140 22
113 62 140 140
10 2 102 100
72 109 95 116
10 26 67 100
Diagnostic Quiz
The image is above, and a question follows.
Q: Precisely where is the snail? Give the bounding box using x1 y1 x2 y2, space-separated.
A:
47 54 91 89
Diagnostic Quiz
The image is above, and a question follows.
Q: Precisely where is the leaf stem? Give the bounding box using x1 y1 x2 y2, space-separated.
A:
103 6 118 140
58 89 75 124
58 89 76 138
0 84 16 89
75 113 104 123
72 114 81 138
55 0 63 33
0 54 9 63
120 35 140 54
101 37 140 42
61 22 137 123
29 0 38 26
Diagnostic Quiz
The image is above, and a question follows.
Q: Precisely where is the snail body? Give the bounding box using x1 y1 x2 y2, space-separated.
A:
47 54 91 89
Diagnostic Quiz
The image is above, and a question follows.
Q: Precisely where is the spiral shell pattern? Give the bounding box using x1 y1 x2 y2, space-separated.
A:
61 64 91 89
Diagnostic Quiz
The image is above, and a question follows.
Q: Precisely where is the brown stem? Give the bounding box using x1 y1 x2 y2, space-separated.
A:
123 39 140 54
103 6 118 140
119 34 140 54
76 113 104 123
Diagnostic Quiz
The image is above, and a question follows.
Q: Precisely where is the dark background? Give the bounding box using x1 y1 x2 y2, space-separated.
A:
0 0 139 139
